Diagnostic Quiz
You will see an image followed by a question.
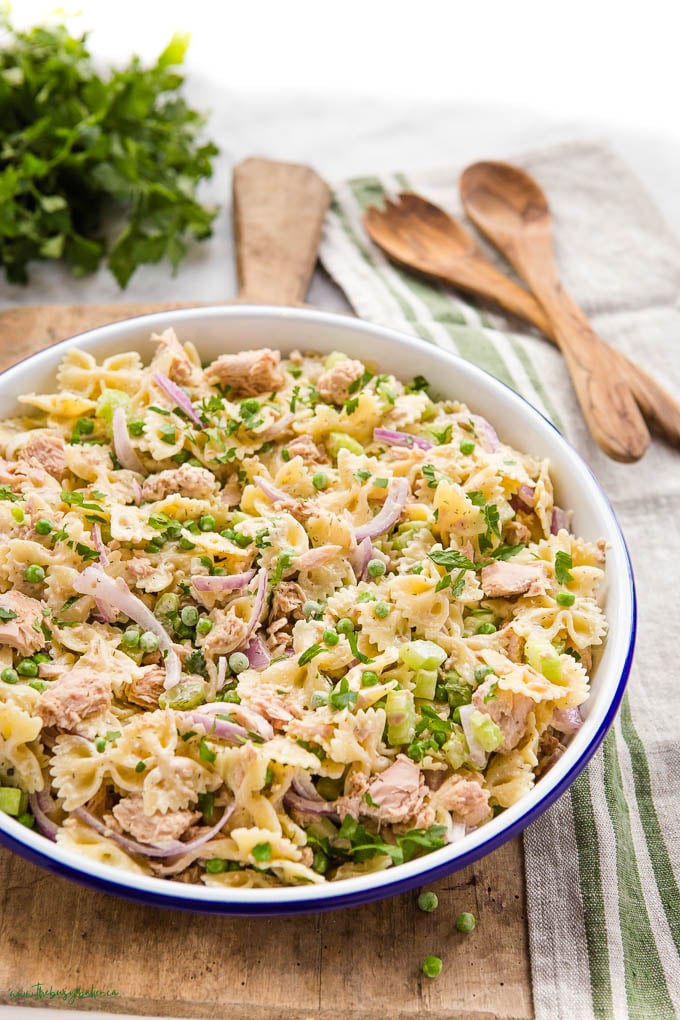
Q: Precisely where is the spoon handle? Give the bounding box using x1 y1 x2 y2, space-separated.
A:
522 257 650 461
233 157 330 306
441 259 680 450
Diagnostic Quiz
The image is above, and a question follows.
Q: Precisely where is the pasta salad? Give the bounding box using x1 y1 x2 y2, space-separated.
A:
0 332 607 887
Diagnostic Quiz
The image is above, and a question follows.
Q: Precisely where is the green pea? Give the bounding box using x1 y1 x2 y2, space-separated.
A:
196 617 213 636
417 891 439 912
228 652 249 674
460 440 475 455
35 519 53 535
1 668 19 685
336 617 354 635
556 591 576 607
28 679 47 693
312 471 329 491
477 622 496 635
422 956 442 978
121 628 141 649
302 600 323 620
180 605 199 627
24 564 45 584
367 559 386 578
179 537 196 550
139 631 159 653
16 659 38 678
323 629 339 647
455 911 476 933
374 601 390 619
361 670 379 687
199 515 216 532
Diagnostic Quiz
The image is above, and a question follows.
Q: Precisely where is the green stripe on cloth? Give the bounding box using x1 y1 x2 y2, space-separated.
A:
619 698 680 954
602 733 674 1016
570 770 614 1018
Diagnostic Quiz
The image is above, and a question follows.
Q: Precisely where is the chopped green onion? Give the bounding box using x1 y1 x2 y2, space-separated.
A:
159 679 206 711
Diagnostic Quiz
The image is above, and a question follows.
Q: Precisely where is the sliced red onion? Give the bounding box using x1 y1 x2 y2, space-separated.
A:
253 475 297 508
196 701 275 741
293 546 342 573
191 569 255 593
258 412 294 439
112 406 144 474
511 484 536 513
243 633 271 670
551 507 572 535
458 704 488 768
470 415 499 453
373 428 433 451
91 523 109 567
152 372 203 428
448 820 467 843
73 566 180 690
242 567 268 644
216 656 227 692
131 478 142 506
284 788 339 820
94 598 115 624
180 712 249 744
28 789 59 842
350 537 373 581
74 803 233 859
552 707 583 734
291 772 324 800
354 476 410 542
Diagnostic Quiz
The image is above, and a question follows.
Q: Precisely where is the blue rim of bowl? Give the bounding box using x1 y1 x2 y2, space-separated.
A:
0 305 637 915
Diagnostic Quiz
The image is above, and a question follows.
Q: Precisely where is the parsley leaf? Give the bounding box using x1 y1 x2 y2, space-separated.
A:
428 548 477 571
555 550 574 585
0 15 218 287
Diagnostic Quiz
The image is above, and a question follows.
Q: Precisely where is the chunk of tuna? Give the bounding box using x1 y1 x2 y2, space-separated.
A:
480 560 548 598
472 679 533 753
435 773 490 828
36 668 111 730
317 359 364 406
269 581 306 625
21 433 66 480
141 463 218 503
126 666 166 709
204 348 284 396
110 795 200 845
287 435 327 464
199 607 248 657
0 591 45 657
364 754 425 824
153 328 198 385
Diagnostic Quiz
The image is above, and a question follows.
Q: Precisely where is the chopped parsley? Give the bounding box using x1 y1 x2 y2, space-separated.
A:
555 551 574 585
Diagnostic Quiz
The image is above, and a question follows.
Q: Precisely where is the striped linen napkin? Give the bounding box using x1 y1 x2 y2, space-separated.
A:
319 140 680 1020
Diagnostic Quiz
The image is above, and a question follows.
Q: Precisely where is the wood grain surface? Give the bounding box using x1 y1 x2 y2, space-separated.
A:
0 301 533 1019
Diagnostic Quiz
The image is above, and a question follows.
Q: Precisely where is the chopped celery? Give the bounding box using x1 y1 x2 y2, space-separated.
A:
443 733 466 769
327 432 364 458
469 710 503 752
159 679 206 711
398 640 447 672
96 388 132 425
0 787 24 816
324 351 349 369
386 689 416 745
525 636 563 684
413 668 438 700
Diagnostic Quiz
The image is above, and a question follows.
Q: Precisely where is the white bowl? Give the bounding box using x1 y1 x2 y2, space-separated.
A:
0 305 635 914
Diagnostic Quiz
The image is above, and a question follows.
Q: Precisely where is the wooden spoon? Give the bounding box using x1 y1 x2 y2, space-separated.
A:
459 161 650 462
364 192 680 450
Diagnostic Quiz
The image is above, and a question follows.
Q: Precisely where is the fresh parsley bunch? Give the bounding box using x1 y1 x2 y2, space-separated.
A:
0 15 219 286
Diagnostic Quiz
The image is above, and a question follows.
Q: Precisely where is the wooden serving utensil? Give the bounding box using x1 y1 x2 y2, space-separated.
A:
458 161 650 462
364 192 680 451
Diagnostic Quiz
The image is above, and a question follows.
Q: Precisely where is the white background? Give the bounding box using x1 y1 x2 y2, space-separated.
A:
2 2 679 1018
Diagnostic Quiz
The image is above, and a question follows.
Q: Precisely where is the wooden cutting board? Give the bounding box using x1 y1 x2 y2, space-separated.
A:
0 158 533 1019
